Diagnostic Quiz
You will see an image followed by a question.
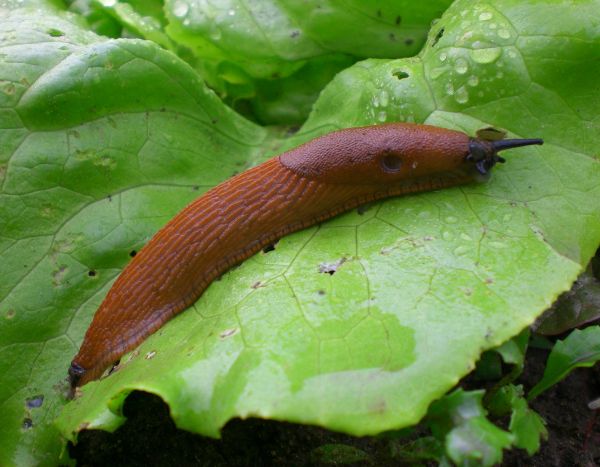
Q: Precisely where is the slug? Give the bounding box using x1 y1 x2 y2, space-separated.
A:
69 123 542 389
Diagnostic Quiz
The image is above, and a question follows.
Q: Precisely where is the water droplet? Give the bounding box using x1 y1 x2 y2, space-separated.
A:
445 82 455 96
439 52 447 62
372 95 380 107
460 233 473 241
100 0 117 6
454 57 468 74
442 231 453 240
470 47 502 64
228 9 236 16
489 23 497 29
455 86 469 104
445 216 458 224
173 0 189 18
467 75 479 87
507 50 517 58
377 110 387 122
498 29 511 39
479 11 493 21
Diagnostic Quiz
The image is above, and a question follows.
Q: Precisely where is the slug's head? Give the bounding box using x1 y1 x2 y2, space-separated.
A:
466 131 543 180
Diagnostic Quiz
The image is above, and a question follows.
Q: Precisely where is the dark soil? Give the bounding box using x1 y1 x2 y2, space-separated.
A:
69 346 600 466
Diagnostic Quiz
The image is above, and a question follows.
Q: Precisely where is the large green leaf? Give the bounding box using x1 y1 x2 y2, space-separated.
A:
1 1 599 466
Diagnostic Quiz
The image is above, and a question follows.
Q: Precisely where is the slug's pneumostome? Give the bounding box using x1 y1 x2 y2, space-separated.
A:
69 123 542 390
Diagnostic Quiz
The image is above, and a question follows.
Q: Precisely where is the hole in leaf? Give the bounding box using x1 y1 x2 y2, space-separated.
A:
392 70 409 80
432 27 445 46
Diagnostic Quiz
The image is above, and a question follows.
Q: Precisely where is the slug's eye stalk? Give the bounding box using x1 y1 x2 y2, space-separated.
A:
467 137 543 176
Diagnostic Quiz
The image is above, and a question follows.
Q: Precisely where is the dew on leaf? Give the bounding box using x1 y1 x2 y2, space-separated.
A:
454 57 468 74
173 0 189 18
467 75 479 87
498 29 511 39
470 47 502 64
455 86 469 104
479 12 493 21
445 82 455 96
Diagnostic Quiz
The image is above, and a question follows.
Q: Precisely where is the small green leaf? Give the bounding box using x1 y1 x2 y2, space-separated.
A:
495 329 529 369
428 390 513 467
486 384 547 455
446 417 513 467
509 393 547 455
529 326 600 399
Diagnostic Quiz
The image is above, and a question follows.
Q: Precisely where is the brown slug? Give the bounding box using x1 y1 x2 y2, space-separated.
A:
69 123 542 390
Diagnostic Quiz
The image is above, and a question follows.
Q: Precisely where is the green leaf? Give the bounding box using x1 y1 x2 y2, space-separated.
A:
1 1 600 466
486 385 547 455
495 329 529 369
428 390 513 466
509 391 547 455
533 268 600 335
529 326 600 400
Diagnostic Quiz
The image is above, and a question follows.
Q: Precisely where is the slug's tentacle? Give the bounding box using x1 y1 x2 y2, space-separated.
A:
69 123 543 390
